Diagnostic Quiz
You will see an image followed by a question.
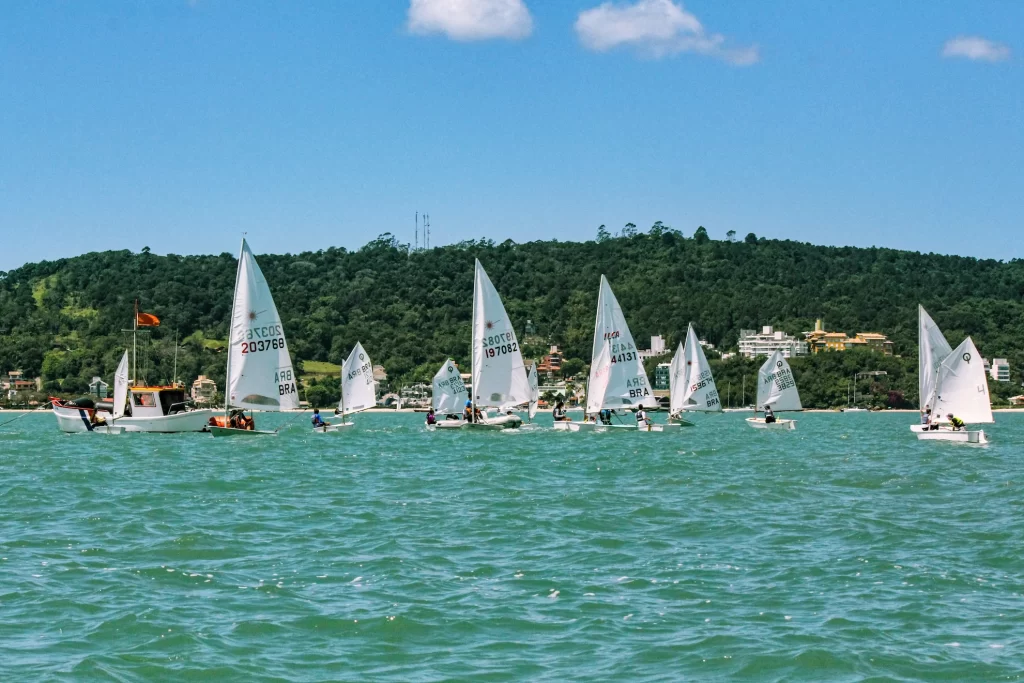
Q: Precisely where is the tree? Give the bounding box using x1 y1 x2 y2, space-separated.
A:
596 225 610 242
726 230 736 242
744 232 758 244
560 357 584 379
621 223 637 238
694 226 709 244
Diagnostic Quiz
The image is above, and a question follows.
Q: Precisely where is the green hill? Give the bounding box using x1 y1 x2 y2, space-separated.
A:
2 226 1022 408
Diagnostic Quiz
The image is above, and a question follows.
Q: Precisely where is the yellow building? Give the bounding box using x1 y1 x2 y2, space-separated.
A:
804 320 894 355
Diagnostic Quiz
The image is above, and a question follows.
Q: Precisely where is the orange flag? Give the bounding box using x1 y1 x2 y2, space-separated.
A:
137 312 160 327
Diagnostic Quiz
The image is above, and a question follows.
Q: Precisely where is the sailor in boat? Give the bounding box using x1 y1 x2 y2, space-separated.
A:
948 413 965 431
635 407 651 428
599 409 613 426
764 404 777 424
426 407 437 426
553 401 570 422
463 400 483 424
228 409 255 431
921 407 932 428
311 409 328 429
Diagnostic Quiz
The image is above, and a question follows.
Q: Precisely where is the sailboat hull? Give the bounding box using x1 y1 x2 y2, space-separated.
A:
464 414 523 430
746 417 797 430
910 424 988 444
553 421 673 433
313 422 355 433
209 426 276 437
53 405 213 433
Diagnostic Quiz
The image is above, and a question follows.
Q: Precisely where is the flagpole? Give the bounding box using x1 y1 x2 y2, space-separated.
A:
133 299 138 385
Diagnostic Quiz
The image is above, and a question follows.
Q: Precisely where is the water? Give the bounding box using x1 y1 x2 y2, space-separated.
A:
1 411 1022 681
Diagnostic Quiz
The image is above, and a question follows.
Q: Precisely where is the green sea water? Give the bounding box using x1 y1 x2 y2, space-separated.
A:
1 410 1022 681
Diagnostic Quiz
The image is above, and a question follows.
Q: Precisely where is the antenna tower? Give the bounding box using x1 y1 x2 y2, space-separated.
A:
415 212 419 251
424 214 430 249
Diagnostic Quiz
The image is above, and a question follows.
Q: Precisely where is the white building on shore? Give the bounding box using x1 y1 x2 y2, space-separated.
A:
737 326 809 359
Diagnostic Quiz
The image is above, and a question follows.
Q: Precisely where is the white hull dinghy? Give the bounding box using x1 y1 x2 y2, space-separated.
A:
912 306 993 443
565 275 658 434
428 361 470 432
747 350 803 431
465 260 531 431
210 238 300 436
745 417 797 430
668 324 722 426
315 342 376 433
910 424 987 444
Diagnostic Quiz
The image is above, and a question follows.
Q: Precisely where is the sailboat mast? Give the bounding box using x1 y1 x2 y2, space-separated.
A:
173 331 179 386
340 365 347 425
133 299 138 386
471 265 476 422
224 239 244 415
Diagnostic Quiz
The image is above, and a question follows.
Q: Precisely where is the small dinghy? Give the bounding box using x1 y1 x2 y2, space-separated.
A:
746 350 802 431
210 238 299 437
314 342 376 433
668 323 722 426
913 306 992 444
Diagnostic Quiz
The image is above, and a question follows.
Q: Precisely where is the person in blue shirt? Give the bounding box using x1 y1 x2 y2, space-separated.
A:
311 409 328 428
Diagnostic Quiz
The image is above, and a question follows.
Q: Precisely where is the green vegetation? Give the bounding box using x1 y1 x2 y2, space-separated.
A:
1 225 1022 408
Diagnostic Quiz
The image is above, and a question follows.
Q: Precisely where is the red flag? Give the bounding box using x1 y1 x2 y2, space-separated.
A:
137 312 160 327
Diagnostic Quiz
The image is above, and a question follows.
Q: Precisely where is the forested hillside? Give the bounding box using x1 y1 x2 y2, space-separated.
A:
2 225 1023 408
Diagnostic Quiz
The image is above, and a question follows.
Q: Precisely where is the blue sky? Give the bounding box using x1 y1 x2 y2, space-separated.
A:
1 0 1020 270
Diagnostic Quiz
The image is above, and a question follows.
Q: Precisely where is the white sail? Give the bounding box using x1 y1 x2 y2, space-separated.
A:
671 324 721 413
471 260 531 408
527 363 540 420
586 342 614 415
931 337 993 424
588 275 656 410
340 342 376 415
112 350 129 420
756 350 802 412
225 238 299 412
919 305 953 410
432 359 467 414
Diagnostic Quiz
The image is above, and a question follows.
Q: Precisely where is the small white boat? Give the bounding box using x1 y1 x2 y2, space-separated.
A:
747 350 802 431
668 323 722 425
844 407 869 413
313 422 356 433
314 342 376 433
745 417 797 430
210 238 300 436
913 306 993 443
910 424 987 444
464 260 532 431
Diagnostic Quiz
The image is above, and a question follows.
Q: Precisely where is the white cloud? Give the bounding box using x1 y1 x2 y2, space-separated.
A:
574 0 758 66
407 0 533 41
942 36 1011 62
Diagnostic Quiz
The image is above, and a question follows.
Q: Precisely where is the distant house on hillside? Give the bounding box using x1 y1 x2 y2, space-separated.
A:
803 320 894 355
738 327 808 359
191 375 217 404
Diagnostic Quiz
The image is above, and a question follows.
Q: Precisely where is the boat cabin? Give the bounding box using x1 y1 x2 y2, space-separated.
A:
129 386 190 418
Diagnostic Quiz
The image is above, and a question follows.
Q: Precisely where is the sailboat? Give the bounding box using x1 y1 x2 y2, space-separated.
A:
210 238 299 436
911 305 992 443
527 363 540 422
668 323 722 425
316 342 375 433
555 275 661 432
746 350 802 430
845 375 868 412
465 259 529 430
431 359 469 429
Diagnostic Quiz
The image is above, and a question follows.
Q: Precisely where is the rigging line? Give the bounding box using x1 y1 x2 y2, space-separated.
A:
273 408 310 434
